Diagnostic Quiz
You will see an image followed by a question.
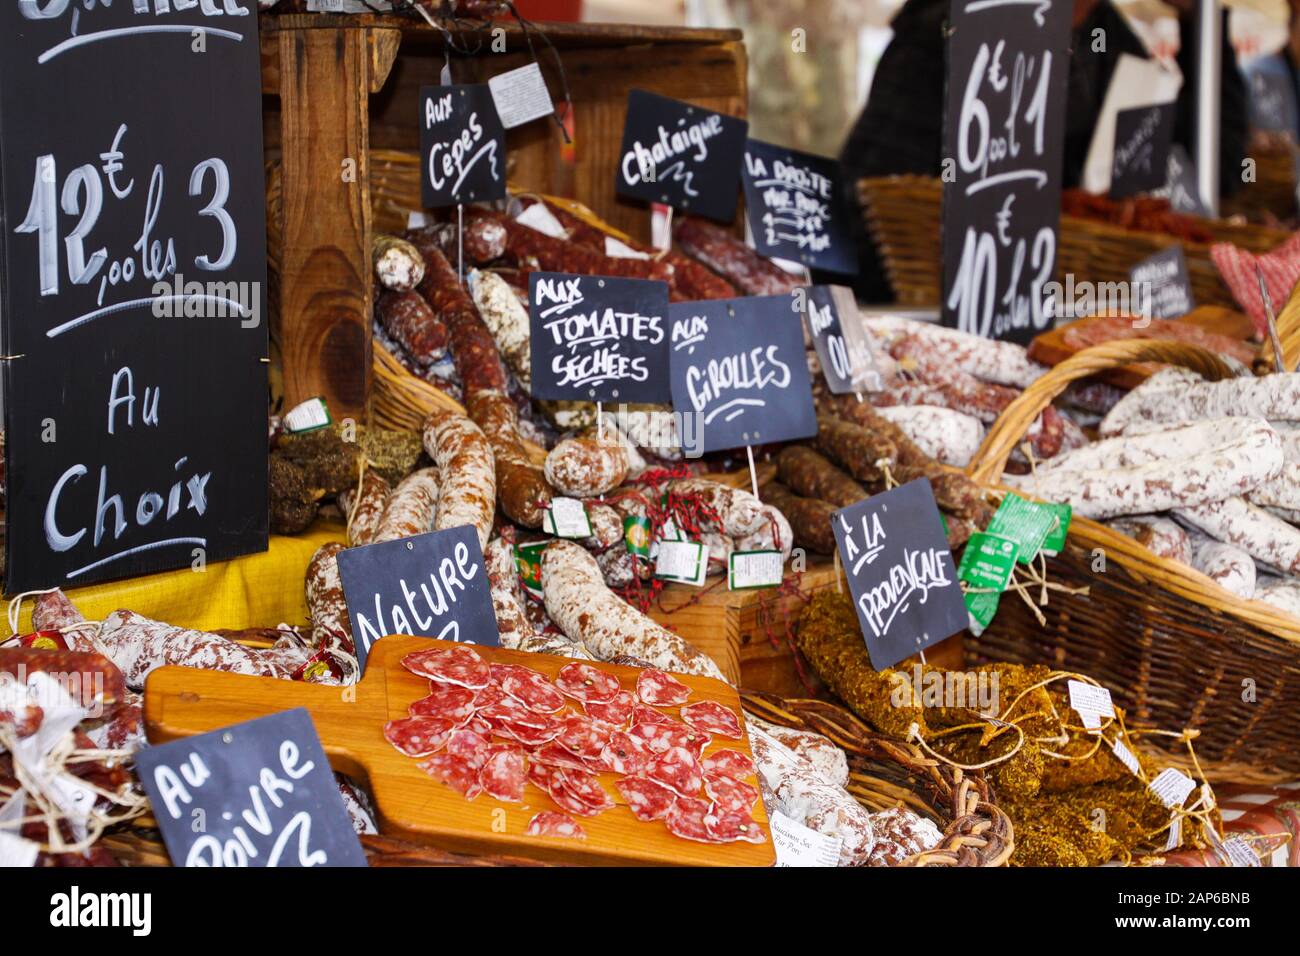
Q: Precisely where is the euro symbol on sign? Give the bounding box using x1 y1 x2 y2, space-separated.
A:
986 40 1008 93
995 194 1016 246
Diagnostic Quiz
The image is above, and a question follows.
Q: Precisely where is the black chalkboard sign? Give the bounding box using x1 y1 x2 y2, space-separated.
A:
616 89 748 222
136 709 367 868
528 272 671 403
335 525 499 672
940 0 1072 344
667 294 815 454
1110 103 1176 199
0 5 268 593
1130 246 1194 320
741 139 857 274
420 84 507 207
804 285 883 394
1246 58 1300 135
1163 145 1210 217
831 479 968 670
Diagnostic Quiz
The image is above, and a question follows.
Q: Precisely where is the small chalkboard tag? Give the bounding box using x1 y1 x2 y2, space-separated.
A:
335 525 499 672
487 62 555 130
1247 60 1299 134
419 84 506 207
1130 246 1194 320
135 709 367 868
804 285 883 394
831 480 967 670
667 294 816 455
655 539 707 587
728 550 783 590
742 139 856 274
528 272 671 403
543 497 593 538
1110 103 1176 199
616 89 749 222
1163 145 1210 217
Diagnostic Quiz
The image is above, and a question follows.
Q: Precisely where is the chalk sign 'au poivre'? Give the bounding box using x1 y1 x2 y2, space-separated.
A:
335 525 499 673
941 0 1072 344
804 285 883 395
528 272 671 403
616 89 749 222
136 709 367 868
832 480 967 670
420 84 506 208
0 4 268 593
742 140 857 274
667 294 816 454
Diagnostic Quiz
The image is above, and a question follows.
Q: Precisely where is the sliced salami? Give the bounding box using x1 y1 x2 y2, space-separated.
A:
704 771 759 813
555 714 610 760
383 716 458 757
402 645 491 689
494 664 566 714
632 703 673 726
478 744 526 802
471 685 511 710
680 701 742 739
527 761 560 794
526 811 587 840
478 696 555 730
547 777 607 817
408 684 478 722
646 746 705 798
629 720 710 758
616 776 677 822
636 668 692 707
554 661 621 703
529 742 596 774
418 753 482 798
703 806 766 844
495 716 564 747
555 767 615 812
599 730 652 775
701 749 756 780
445 728 491 769
664 795 719 842
584 690 636 727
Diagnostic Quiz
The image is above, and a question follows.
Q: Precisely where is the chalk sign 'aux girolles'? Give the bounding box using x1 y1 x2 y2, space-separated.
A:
0 3 269 593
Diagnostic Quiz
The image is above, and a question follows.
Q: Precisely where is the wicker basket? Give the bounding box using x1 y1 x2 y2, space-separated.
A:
964 338 1300 782
859 175 1291 310
742 693 1013 866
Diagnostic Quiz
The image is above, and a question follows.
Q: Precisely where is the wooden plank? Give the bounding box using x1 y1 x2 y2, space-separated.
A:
276 26 375 421
144 635 774 867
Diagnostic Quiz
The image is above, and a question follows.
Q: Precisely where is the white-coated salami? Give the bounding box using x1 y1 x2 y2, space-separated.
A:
1185 530 1256 599
1248 463 1300 512
863 314 1046 388
484 538 536 649
874 405 985 467
545 436 628 498
668 479 766 537
468 268 532 388
1107 515 1193 565
1101 368 1300 436
422 410 496 550
1176 496 1300 575
372 467 439 542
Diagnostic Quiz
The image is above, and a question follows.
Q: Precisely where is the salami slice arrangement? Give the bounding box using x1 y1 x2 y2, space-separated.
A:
383 643 765 845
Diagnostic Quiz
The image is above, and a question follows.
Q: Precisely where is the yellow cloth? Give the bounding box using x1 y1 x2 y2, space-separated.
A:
4 520 345 637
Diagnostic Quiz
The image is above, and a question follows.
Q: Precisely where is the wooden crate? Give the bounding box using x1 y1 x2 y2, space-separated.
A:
259 14 747 421
647 558 963 697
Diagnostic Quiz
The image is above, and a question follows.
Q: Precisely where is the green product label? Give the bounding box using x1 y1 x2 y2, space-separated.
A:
987 493 1056 565
1039 502 1073 556
957 531 1019 633
514 541 548 597
623 515 651 557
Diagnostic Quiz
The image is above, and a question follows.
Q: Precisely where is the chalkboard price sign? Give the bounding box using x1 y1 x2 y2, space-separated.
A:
0 5 268 592
616 89 749 222
528 272 671 403
667 294 816 454
831 479 968 671
335 525 499 672
803 285 883 395
136 709 367 868
1110 103 1176 199
1130 246 1193 320
741 139 857 274
420 84 507 207
940 0 1073 344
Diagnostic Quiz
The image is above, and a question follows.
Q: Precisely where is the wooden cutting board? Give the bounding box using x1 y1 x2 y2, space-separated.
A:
1027 306 1256 389
144 636 775 867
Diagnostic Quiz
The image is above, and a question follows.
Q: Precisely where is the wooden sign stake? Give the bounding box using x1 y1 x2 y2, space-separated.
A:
745 444 760 499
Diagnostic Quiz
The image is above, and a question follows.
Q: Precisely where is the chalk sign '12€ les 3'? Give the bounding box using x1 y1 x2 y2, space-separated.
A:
335 525 499 673
0 3 269 593
667 294 816 455
419 84 506 208
831 480 968 671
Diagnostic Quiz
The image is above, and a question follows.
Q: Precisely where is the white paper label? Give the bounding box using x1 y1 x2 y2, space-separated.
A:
1067 680 1115 727
1109 737 1142 777
1164 815 1182 851
771 811 841 867
1220 836 1260 867
515 201 568 239
543 497 592 539
0 831 39 868
604 236 651 259
729 550 783 590
488 62 555 129
284 397 331 433
407 210 431 230
650 203 673 251
655 540 706 586
1149 767 1197 809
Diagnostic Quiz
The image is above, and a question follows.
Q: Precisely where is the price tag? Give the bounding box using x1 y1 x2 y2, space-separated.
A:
1220 836 1261 868
544 497 593 539
604 236 651 259
728 550 783 590
655 540 707 587
987 493 1058 565
1162 145 1211 217
1164 814 1182 851
419 85 506 207
1149 767 1197 809
940 0 1073 343
135 709 367 868
487 62 555 130
957 532 1019 635
0 830 39 869
771 811 841 867
1130 246 1194 320
1110 103 1176 199
623 515 652 556
1038 502 1072 557
515 201 568 238
1109 737 1142 777
514 541 547 599
804 285 883 394
407 210 432 230
1067 681 1116 732
284 397 332 434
